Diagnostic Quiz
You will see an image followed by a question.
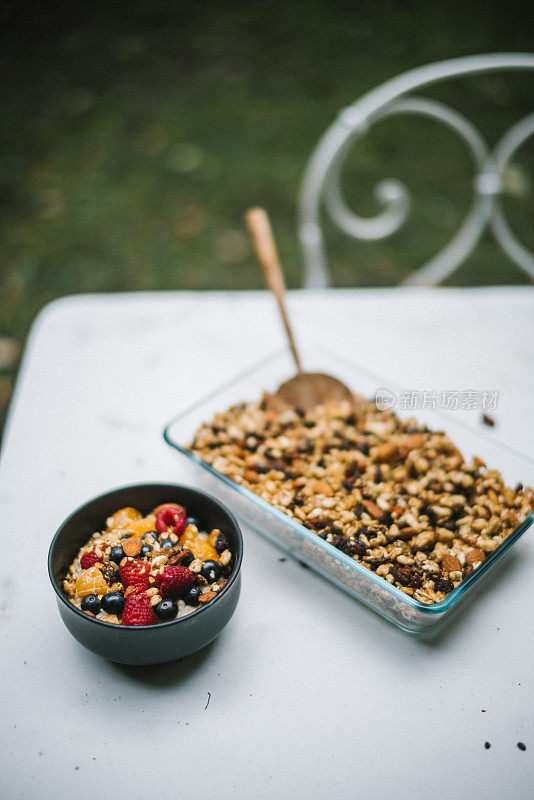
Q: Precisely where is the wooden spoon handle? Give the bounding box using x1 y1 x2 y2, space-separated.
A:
245 207 303 374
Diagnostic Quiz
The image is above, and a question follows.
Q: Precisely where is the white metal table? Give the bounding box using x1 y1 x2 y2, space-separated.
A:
1 288 533 800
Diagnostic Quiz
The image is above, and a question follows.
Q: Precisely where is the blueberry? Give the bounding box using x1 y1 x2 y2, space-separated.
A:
179 549 194 567
214 533 229 554
143 531 157 541
81 595 101 614
110 546 125 564
160 540 173 550
101 592 125 614
140 544 153 556
155 599 178 621
186 515 200 528
201 560 222 582
183 586 202 606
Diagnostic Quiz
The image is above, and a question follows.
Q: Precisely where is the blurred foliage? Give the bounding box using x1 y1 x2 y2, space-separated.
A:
0 0 533 432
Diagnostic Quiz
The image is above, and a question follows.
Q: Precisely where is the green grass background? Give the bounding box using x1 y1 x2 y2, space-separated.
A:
0 1 533 432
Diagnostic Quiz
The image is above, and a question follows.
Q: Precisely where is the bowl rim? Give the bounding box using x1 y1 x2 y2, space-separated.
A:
48 482 243 631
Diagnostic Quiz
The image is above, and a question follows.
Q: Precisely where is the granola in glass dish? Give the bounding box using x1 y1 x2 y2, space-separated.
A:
190 396 534 604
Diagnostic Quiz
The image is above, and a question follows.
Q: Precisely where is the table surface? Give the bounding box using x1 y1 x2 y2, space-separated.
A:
1 288 533 800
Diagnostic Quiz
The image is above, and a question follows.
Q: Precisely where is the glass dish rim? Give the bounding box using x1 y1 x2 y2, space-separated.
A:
163 347 534 617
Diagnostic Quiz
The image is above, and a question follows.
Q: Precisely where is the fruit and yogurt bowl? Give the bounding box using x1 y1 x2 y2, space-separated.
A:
63 502 234 625
48 484 243 664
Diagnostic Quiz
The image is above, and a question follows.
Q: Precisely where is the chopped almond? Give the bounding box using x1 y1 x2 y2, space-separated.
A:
466 548 485 564
442 555 461 573
362 499 384 519
311 480 334 496
122 537 143 557
399 433 426 453
374 442 399 464
198 591 217 604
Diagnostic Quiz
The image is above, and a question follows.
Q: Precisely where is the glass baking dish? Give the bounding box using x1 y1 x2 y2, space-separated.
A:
163 346 534 634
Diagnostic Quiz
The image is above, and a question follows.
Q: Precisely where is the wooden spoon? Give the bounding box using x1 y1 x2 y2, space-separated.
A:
245 206 356 413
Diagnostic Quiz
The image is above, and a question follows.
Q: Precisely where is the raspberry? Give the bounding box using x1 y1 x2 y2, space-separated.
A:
80 550 99 570
154 504 187 536
119 559 151 590
121 590 157 626
155 565 195 599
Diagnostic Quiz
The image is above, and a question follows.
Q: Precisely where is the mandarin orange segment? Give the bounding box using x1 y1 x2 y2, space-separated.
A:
106 507 143 530
75 566 109 598
180 528 218 561
208 528 221 547
127 515 157 536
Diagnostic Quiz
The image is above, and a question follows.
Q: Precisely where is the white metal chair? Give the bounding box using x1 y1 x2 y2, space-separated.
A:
299 53 534 287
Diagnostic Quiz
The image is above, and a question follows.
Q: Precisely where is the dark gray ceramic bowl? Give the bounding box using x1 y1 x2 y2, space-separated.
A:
48 483 243 665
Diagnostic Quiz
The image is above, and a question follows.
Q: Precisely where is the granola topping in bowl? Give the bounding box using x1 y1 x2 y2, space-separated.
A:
63 503 235 624
190 397 534 604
